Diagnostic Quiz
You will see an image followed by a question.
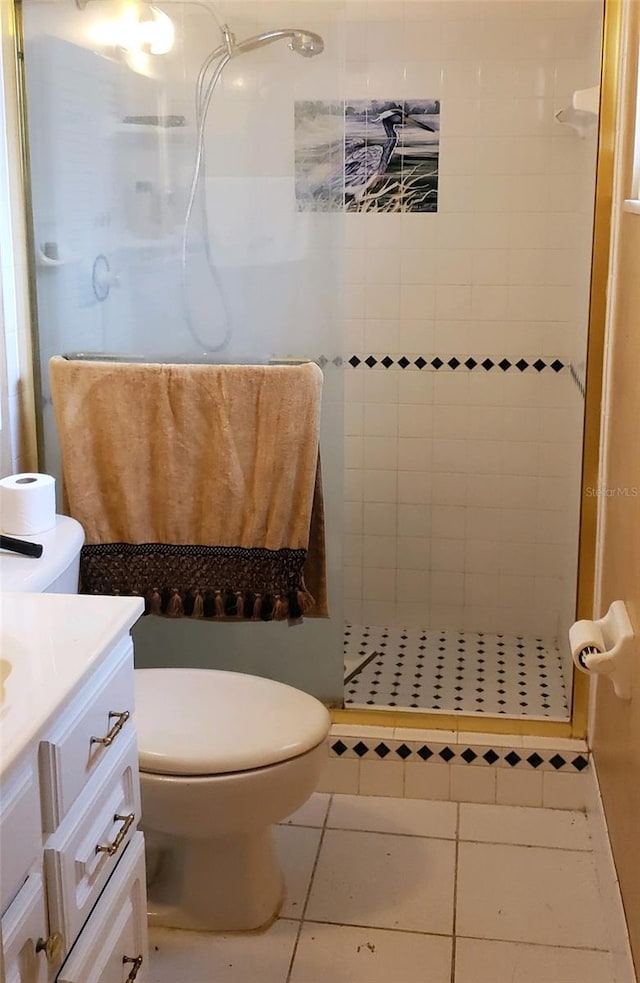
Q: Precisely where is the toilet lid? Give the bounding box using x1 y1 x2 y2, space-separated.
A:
134 668 331 776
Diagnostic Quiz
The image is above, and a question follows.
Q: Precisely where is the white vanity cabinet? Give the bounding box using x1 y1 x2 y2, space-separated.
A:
0 593 147 983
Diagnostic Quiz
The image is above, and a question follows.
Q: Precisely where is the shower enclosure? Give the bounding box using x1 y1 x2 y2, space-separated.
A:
20 0 605 727
21 0 346 703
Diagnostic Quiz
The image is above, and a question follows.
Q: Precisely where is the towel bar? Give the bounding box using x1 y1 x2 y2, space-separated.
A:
61 352 338 366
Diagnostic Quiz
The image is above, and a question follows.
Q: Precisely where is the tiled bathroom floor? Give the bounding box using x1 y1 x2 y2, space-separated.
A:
344 624 570 719
149 794 619 983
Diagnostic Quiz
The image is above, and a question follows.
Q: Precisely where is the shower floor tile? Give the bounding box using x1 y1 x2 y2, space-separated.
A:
343 624 569 719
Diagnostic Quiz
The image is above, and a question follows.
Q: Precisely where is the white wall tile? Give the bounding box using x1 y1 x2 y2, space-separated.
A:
431 505 466 539
364 501 397 536
364 403 398 437
431 539 465 573
400 284 437 319
363 567 396 602
542 771 590 810
317 756 360 794
398 471 431 504
363 469 398 503
397 536 431 571
405 762 451 800
363 534 398 569
450 765 497 804
342 0 599 637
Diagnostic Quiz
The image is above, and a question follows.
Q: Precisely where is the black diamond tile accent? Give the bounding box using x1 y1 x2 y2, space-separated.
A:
432 357 444 369
353 741 369 758
482 358 494 371
343 624 569 717
499 358 511 371
439 746 455 762
550 754 566 770
448 357 460 369
533 358 546 372
374 742 391 758
348 355 361 367
516 358 529 371
396 743 412 760
381 355 394 368
527 752 544 769
331 740 348 756
461 748 478 764
414 356 427 369
572 755 589 772
365 355 377 368
551 359 564 372
483 749 499 765
505 751 522 767
398 356 410 369
465 357 477 370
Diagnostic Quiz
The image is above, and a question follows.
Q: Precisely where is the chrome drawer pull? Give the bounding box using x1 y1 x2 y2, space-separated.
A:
35 932 63 962
123 954 143 981
91 710 130 747
95 812 135 856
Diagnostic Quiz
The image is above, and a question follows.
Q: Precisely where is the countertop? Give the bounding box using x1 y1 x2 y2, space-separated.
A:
0 592 144 776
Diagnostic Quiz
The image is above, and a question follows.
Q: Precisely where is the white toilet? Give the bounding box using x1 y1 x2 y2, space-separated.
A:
1 515 332 933
135 667 331 932
0 514 84 594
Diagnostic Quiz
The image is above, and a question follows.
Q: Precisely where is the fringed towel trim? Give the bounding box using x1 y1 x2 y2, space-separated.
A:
80 542 315 622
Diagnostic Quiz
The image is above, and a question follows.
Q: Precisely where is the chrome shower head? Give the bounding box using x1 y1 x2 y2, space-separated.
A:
289 31 324 58
234 28 324 58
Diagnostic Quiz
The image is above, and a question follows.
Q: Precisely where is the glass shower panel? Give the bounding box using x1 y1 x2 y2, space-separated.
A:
22 0 345 703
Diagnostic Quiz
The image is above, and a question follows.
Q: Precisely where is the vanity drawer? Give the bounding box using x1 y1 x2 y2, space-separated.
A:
56 833 147 983
39 635 135 832
1 872 49 983
0 759 41 914
45 730 141 955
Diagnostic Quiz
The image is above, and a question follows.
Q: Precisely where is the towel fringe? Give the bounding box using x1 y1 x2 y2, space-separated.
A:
252 593 263 621
167 589 183 617
297 589 315 614
192 590 204 618
143 586 313 621
273 595 288 621
214 590 225 618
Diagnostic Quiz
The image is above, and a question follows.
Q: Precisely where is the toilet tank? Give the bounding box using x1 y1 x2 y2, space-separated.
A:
0 515 85 594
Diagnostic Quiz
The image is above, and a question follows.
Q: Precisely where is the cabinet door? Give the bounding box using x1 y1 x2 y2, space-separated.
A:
56 833 148 983
45 731 141 955
1 873 48 983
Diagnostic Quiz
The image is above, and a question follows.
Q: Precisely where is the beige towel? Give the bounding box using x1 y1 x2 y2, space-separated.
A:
49 357 328 622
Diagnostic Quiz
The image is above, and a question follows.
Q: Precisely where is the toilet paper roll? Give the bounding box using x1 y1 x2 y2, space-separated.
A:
569 619 606 671
0 473 56 536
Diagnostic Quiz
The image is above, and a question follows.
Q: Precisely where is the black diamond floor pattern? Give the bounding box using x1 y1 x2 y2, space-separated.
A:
343 624 569 719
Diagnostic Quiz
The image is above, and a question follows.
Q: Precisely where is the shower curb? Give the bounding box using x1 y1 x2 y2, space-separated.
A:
318 725 591 808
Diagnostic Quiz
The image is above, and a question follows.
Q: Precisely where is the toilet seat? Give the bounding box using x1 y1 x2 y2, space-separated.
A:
134 668 330 776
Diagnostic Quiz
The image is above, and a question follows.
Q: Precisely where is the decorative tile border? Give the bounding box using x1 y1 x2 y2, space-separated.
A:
347 354 567 373
329 736 589 773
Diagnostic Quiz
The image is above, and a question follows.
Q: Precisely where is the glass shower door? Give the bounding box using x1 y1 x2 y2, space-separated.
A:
21 0 345 704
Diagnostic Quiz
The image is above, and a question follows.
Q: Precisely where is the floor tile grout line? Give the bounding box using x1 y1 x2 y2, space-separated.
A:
282 917 613 954
282 822 593 853
292 919 460 940
284 794 333 983
451 803 460 983
452 933 614 954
